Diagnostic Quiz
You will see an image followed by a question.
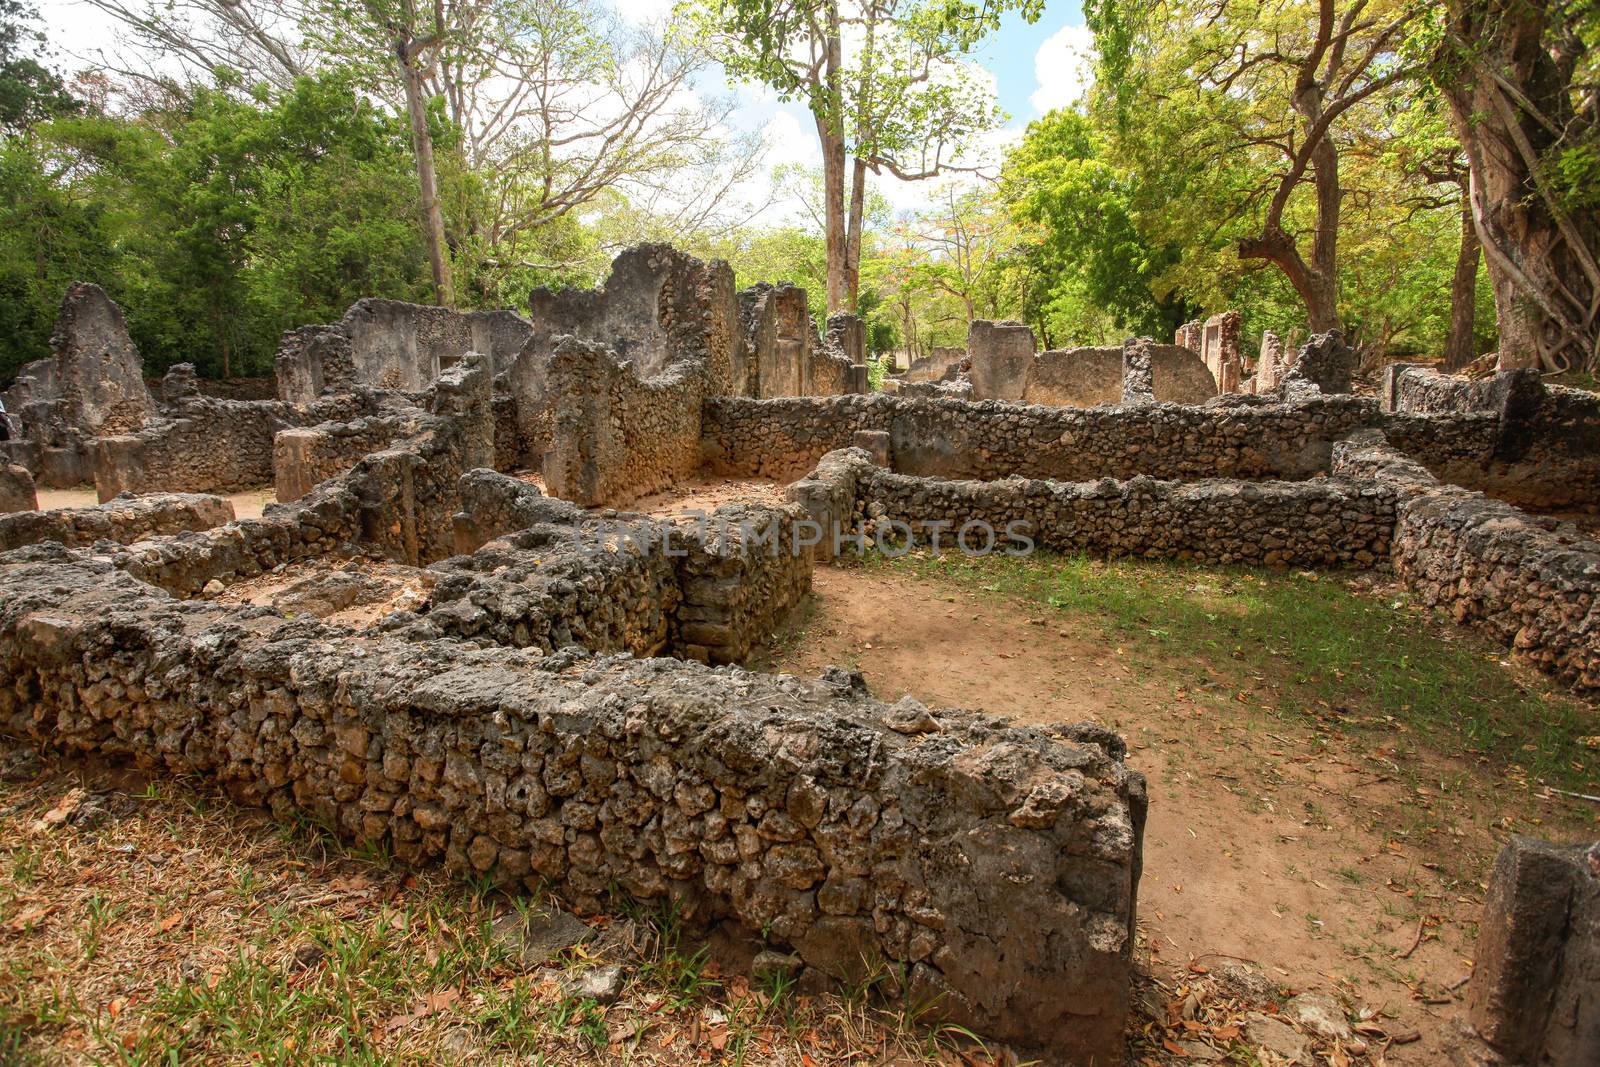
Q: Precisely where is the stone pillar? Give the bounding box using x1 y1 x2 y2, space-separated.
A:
966 320 1036 402
1466 836 1600 1065
1120 338 1156 406
0 463 37 513
1257 330 1286 393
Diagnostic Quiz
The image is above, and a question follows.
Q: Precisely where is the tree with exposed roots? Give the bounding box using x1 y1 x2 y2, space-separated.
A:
1432 0 1599 372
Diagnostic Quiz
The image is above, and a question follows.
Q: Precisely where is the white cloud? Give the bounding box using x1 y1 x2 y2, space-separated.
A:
1030 24 1095 114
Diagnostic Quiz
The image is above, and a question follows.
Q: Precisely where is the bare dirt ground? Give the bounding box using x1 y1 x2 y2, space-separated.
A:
212 558 434 628
35 485 276 521
632 477 786 519
751 562 1599 1067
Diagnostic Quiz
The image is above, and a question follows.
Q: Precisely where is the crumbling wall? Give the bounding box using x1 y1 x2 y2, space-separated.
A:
0 492 234 553
1022 347 1124 407
851 464 1394 567
40 281 153 435
84 358 494 595
276 301 532 402
1335 430 1600 689
702 392 1496 486
92 392 379 502
966 320 1036 402
1382 365 1600 509
1021 343 1216 408
1 283 155 486
541 338 704 508
505 246 737 469
0 554 1145 1062
900 346 963 384
735 284 861 399
1177 312 1243 394
274 415 410 504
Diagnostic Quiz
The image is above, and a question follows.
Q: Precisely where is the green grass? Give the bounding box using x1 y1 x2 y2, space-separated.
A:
857 549 1600 791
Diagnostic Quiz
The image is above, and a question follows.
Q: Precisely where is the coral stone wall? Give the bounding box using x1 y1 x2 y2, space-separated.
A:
92 393 381 501
1335 430 1600 689
701 393 1494 485
0 554 1145 1062
853 466 1395 567
274 415 409 503
542 338 705 507
0 492 235 552
1383 365 1600 509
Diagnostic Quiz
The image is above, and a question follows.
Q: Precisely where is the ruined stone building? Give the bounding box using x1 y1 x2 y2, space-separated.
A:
1 245 1597 1063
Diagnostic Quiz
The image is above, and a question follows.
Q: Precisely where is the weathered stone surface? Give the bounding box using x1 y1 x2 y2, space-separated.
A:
1467 836 1600 1065
737 283 857 399
43 282 153 435
0 550 1145 1061
0 464 36 513
1282 330 1356 396
0 491 233 552
1020 342 1215 408
966 320 1036 402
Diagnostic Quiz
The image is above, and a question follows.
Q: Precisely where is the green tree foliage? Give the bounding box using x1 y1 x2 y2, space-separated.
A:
0 0 77 133
0 71 434 380
1003 108 1192 344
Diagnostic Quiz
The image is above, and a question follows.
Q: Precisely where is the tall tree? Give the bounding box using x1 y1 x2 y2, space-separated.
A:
1432 0 1599 371
1089 0 1423 332
688 0 1009 312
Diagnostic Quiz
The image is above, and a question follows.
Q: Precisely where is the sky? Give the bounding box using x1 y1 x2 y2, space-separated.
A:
35 0 1096 222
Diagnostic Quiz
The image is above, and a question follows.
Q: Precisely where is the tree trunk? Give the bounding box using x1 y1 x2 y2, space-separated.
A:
818 0 846 314
1439 0 1598 371
398 41 455 309
1443 196 1480 369
844 157 867 311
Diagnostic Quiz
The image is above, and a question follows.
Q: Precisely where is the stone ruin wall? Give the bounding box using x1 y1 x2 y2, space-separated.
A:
1021 342 1218 408
0 492 234 553
735 283 865 400
91 390 382 502
700 391 1499 486
276 300 533 402
1335 429 1600 689
965 320 1037 401
541 338 706 508
0 551 1144 1060
1176 310 1243 394
2 283 157 487
274 414 411 503
851 460 1395 568
1384 364 1600 510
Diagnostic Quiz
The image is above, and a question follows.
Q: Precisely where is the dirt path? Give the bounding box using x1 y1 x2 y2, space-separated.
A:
35 485 275 520
753 564 1596 1066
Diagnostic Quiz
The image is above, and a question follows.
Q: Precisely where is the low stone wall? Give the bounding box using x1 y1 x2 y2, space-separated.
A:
1334 430 1600 689
0 492 234 552
78 358 494 597
274 415 408 503
92 392 379 501
543 338 704 507
1383 366 1600 509
433 471 812 665
854 467 1394 567
702 392 1494 486
0 553 1144 1061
